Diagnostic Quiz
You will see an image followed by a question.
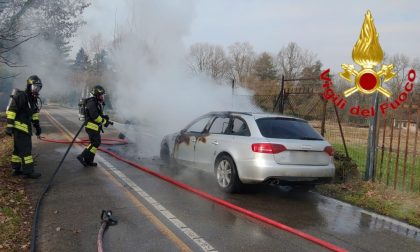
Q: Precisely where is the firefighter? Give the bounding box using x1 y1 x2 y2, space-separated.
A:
5 75 43 179
77 85 111 167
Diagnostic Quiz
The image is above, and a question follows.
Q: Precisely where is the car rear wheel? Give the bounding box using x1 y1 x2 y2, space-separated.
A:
215 154 242 193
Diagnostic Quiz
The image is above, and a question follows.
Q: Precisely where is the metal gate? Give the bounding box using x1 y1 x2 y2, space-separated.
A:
376 99 420 192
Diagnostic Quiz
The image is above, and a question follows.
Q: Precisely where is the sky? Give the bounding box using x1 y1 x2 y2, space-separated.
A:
74 0 420 73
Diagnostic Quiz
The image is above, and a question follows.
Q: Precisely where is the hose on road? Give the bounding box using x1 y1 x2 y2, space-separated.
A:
97 210 118 252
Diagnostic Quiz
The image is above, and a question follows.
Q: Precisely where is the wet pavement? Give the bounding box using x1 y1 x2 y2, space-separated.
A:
28 105 420 251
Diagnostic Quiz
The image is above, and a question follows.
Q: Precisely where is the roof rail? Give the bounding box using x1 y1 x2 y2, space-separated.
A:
207 111 253 116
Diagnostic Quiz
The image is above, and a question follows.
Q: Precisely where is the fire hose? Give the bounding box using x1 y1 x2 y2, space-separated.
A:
97 210 118 252
39 133 347 252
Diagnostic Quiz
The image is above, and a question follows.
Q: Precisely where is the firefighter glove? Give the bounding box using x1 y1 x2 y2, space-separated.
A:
103 115 110 127
35 126 42 136
5 127 13 136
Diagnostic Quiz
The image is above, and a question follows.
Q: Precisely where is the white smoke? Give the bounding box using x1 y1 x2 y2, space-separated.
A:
14 0 257 157
105 0 256 156
17 37 77 103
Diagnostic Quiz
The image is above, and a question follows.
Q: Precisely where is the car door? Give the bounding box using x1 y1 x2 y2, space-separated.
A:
225 116 252 162
174 116 212 166
194 115 231 172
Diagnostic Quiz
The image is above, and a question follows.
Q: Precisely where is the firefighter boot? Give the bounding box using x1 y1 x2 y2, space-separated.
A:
86 162 97 167
12 170 23 176
77 155 88 167
23 172 41 179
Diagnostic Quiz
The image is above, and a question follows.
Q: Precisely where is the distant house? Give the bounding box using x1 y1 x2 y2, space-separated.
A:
393 119 417 133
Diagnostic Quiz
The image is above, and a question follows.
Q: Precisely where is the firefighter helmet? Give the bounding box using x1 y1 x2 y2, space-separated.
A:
27 75 43 95
90 85 106 96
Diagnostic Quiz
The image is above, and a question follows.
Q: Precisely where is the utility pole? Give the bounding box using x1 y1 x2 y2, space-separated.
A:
231 78 235 110
365 89 380 181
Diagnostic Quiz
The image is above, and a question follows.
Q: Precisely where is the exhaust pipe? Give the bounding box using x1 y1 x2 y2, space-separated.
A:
266 178 280 185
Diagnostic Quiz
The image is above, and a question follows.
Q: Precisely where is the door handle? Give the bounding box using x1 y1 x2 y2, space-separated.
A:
212 140 218 145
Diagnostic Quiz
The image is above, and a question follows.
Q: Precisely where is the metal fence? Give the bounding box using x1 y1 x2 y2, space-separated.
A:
376 101 420 192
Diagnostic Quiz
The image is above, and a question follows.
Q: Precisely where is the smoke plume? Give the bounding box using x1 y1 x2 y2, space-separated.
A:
106 0 256 156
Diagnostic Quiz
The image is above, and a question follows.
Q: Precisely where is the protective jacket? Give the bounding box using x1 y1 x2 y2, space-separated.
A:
5 89 40 175
84 97 109 131
78 96 109 166
6 89 40 135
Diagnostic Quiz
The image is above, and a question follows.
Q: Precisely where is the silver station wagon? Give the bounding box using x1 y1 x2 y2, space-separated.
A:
160 112 335 193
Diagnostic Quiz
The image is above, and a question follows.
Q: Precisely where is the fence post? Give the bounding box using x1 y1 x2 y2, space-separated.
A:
321 97 327 137
334 104 349 158
279 75 285 114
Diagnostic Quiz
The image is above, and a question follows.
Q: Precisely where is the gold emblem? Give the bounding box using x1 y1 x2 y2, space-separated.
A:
340 11 395 97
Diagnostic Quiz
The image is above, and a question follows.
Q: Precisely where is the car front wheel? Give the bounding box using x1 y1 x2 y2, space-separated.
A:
215 154 242 193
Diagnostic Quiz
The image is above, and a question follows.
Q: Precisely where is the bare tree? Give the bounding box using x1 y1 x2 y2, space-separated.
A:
0 0 90 69
412 57 420 93
0 0 38 67
187 42 229 81
276 42 316 80
89 33 104 56
227 41 255 84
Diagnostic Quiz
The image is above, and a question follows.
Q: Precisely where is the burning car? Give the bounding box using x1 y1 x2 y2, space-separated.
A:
160 112 335 193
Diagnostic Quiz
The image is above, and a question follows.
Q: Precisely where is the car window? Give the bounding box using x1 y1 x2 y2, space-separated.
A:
230 118 250 136
209 117 230 134
185 117 210 133
256 117 323 140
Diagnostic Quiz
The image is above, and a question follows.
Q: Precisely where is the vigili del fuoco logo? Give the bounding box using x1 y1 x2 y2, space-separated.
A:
320 10 416 117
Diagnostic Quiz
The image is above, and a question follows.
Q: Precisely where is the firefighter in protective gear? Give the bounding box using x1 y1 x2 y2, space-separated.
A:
5 75 43 179
77 85 111 167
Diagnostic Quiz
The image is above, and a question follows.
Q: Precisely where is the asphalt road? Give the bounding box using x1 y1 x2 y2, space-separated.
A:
27 105 420 252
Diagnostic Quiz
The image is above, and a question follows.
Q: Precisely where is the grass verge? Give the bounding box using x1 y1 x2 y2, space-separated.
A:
0 119 32 251
316 151 420 228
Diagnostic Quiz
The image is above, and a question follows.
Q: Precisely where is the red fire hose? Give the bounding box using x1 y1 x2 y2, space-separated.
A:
40 136 128 145
40 136 347 252
97 210 117 252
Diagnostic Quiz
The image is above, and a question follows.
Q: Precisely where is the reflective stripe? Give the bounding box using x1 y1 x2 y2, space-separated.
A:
14 121 29 133
24 156 33 164
6 111 16 120
94 115 103 124
86 122 99 131
7 124 14 128
11 155 21 163
89 146 97 154
32 113 40 120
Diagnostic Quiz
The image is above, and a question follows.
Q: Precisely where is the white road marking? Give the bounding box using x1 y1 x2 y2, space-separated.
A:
45 109 217 251
98 157 217 251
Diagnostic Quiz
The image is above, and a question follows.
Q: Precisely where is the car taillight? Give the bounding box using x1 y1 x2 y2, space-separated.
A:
252 143 287 154
324 146 333 156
